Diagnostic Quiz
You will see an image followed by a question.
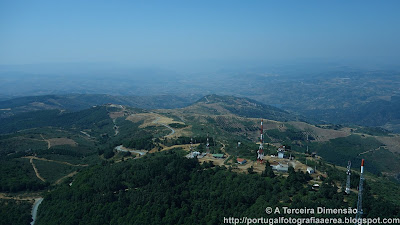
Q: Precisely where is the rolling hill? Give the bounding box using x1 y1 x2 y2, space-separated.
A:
300 95 400 132
181 94 304 122
2 94 400 225
0 94 198 118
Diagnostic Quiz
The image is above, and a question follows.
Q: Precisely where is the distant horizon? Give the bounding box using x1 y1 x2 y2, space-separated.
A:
1 0 400 71
1 58 399 75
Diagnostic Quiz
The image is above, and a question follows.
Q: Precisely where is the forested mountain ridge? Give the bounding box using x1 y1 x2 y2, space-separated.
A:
3 88 400 134
1 95 400 225
0 106 112 134
0 94 197 118
36 150 400 225
301 95 400 132
2 68 400 132
183 94 303 122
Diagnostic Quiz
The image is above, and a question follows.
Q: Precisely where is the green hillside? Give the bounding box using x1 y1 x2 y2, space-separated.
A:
302 96 400 132
185 94 303 122
1 95 400 225
0 106 113 134
36 150 400 225
0 94 197 118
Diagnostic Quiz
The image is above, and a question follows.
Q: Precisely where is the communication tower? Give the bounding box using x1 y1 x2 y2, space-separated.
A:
355 159 365 224
257 119 264 163
345 160 351 194
206 133 210 153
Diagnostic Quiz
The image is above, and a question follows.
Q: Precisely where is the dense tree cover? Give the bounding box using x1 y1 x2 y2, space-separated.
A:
36 151 400 225
102 149 115 159
112 119 169 151
0 199 32 225
33 159 76 184
2 98 400 224
37 146 92 158
261 161 276 178
362 147 400 175
0 125 100 193
0 106 113 134
0 110 61 134
168 123 188 129
0 94 193 117
305 95 400 131
266 129 305 141
308 135 383 174
322 163 361 190
123 134 155 150
368 178 400 207
0 137 48 156
0 159 49 192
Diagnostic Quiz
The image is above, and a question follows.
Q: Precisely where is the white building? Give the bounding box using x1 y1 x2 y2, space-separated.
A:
271 163 289 172
186 151 201 159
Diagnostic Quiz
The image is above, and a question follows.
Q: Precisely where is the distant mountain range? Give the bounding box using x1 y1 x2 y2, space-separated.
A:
3 92 400 133
2 93 400 178
2 67 400 133
0 94 199 118
0 94 305 124
301 95 400 132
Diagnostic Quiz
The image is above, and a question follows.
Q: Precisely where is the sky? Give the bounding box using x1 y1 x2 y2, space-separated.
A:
1 0 400 71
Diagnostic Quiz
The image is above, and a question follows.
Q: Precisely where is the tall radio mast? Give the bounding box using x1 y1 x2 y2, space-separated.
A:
257 119 264 163
355 159 365 224
345 160 351 194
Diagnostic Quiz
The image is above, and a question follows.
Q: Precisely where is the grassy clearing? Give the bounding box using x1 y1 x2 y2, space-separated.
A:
48 138 77 147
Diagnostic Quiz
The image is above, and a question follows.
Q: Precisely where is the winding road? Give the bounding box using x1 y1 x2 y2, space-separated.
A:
112 118 120 136
115 145 148 156
40 134 51 149
31 198 43 225
358 146 386 156
114 116 176 156
29 158 46 182
152 117 175 137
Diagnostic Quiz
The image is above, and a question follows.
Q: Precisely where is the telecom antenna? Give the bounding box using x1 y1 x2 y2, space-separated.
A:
206 133 210 153
355 159 365 224
257 119 264 163
345 161 351 194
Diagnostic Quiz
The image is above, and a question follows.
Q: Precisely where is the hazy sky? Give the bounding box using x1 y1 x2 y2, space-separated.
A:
1 0 399 70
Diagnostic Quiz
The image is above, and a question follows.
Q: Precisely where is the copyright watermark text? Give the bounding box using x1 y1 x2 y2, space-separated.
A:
265 206 357 215
224 216 400 225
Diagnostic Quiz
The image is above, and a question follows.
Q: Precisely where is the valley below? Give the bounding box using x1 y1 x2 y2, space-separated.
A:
1 94 400 224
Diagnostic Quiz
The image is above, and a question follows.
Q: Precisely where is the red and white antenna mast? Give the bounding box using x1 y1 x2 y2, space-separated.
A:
355 159 365 223
257 119 264 163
